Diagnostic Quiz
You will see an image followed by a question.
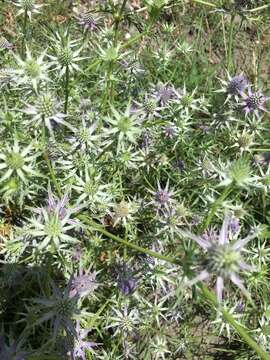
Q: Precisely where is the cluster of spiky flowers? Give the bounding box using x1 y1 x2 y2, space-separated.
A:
218 72 269 118
1 0 270 359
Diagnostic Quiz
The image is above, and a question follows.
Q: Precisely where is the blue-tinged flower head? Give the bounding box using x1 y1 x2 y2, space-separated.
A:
180 215 258 301
240 87 269 118
227 75 248 96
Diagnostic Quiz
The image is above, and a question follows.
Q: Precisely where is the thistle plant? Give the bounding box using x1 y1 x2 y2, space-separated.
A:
105 103 142 152
240 87 270 118
76 10 101 33
27 190 84 251
106 304 140 336
218 157 260 189
24 93 75 135
180 214 258 301
1 1 270 359
0 35 13 50
14 0 43 21
0 140 39 184
48 31 85 113
69 321 97 360
34 278 80 338
71 166 113 216
148 180 176 212
13 0 44 58
218 73 248 102
13 47 50 93
69 267 99 299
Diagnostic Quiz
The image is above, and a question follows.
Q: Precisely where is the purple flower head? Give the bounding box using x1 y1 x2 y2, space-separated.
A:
148 180 175 211
180 215 258 301
69 267 98 299
116 264 137 295
240 87 270 118
77 12 101 32
43 187 84 225
70 321 97 360
227 75 247 95
154 83 176 106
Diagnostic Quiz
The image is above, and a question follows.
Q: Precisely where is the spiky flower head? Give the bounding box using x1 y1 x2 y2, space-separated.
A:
105 103 142 153
152 82 176 106
69 267 98 299
48 32 85 77
148 180 176 212
218 157 259 189
0 140 39 184
14 0 43 21
180 214 258 301
217 72 248 103
24 93 75 135
34 278 80 338
68 321 97 360
112 199 138 227
27 189 84 251
163 123 178 139
13 47 50 92
76 11 101 32
227 75 248 96
240 87 269 118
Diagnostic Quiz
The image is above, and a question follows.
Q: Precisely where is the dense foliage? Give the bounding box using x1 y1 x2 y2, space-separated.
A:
0 0 270 359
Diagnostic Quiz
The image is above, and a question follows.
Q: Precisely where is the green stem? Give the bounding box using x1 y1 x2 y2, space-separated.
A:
21 10 28 59
201 185 233 231
64 65 70 114
227 13 235 73
79 214 181 265
113 0 128 46
201 285 270 360
248 4 270 12
192 0 216 7
41 124 62 197
44 152 62 198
